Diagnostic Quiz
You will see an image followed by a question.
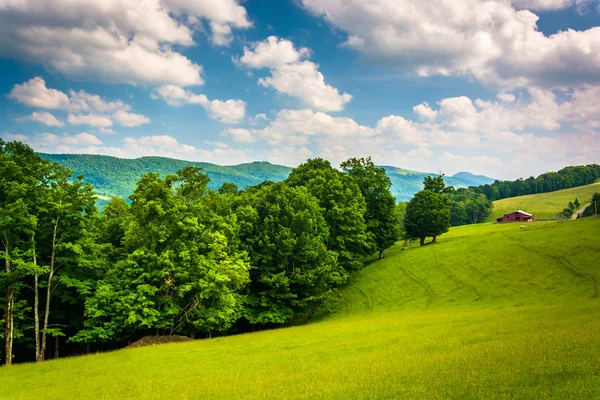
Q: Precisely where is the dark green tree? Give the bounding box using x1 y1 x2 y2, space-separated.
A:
287 158 373 271
235 182 342 326
340 157 399 259
405 188 451 246
74 168 250 343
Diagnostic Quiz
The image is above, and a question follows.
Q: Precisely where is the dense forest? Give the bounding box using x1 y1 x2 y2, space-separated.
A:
1 141 408 365
473 165 600 201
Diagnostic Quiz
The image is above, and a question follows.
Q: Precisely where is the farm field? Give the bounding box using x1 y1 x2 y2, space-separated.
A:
1 218 599 399
488 182 600 221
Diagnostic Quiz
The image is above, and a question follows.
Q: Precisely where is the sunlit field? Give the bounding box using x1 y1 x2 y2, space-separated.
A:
1 217 599 399
487 182 600 221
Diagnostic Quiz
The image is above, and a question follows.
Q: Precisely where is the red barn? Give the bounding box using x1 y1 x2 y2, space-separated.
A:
496 209 535 223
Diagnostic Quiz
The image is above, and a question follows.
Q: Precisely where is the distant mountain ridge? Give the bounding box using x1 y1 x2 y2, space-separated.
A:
40 153 495 204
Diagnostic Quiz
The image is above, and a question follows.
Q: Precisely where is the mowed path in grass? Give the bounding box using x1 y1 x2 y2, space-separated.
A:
487 182 600 221
1 219 599 399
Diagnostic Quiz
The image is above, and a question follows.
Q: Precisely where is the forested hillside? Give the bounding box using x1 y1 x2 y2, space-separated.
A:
41 153 494 203
41 154 292 202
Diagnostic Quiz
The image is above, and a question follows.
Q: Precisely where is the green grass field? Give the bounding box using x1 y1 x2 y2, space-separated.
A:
488 182 600 221
1 218 599 399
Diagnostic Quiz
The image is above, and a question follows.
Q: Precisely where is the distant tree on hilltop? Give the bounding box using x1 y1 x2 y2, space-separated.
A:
405 176 451 246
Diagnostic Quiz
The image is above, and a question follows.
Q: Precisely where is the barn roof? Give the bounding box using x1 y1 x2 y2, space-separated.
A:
515 209 533 216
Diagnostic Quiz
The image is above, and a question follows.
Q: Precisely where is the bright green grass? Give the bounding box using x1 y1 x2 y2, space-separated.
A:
1 219 599 399
488 182 600 221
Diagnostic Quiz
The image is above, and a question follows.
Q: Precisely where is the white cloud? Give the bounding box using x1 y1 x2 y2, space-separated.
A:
237 36 352 112
252 109 373 144
413 102 438 121
16 111 64 127
511 0 594 11
0 0 251 86
62 132 102 146
9 77 70 109
98 128 117 135
122 135 252 164
300 0 600 90
113 110 151 127
268 146 313 167
237 36 310 68
9 77 150 129
68 90 130 113
68 113 114 128
221 128 255 143
153 85 246 124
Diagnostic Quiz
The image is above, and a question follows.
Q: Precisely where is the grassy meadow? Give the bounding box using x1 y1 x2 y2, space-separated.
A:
488 182 600 221
1 218 599 399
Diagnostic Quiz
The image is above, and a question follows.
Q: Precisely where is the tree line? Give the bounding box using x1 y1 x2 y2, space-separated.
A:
442 164 600 227
473 165 600 201
1 140 403 365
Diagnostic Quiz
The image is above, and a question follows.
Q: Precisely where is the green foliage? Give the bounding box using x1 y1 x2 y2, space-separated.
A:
405 191 451 245
474 164 600 202
287 158 373 271
74 169 250 343
235 182 343 325
341 157 399 257
405 180 451 245
448 189 493 226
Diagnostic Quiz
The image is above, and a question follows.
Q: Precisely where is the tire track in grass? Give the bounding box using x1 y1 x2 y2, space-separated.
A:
397 260 437 308
432 248 482 302
349 284 374 311
502 232 598 298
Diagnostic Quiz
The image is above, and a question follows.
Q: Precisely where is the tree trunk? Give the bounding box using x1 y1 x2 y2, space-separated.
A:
40 218 59 362
33 235 41 362
378 249 384 259
4 284 14 366
4 241 13 366
432 236 437 244
419 237 425 246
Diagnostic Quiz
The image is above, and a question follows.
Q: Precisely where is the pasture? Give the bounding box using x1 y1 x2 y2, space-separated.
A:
487 182 600 221
1 218 599 399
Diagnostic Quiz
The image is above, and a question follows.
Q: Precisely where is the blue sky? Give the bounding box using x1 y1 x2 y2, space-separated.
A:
1 0 599 180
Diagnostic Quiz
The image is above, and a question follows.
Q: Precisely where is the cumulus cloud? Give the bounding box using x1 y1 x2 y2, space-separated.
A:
236 36 352 112
511 0 595 11
153 85 246 124
221 128 256 143
16 111 64 127
268 146 313 167
121 135 252 164
9 77 150 129
413 102 438 121
300 0 600 90
0 0 251 86
68 114 114 128
9 77 70 110
113 111 151 127
250 109 374 144
62 132 103 146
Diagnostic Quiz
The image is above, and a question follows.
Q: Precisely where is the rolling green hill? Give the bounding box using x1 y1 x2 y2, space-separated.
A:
40 154 293 203
381 166 495 201
2 218 598 399
488 182 600 221
40 153 494 204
